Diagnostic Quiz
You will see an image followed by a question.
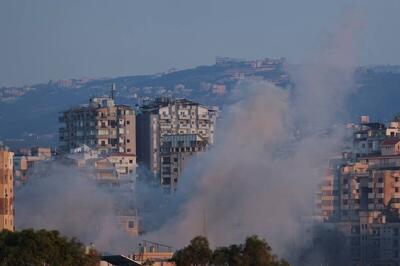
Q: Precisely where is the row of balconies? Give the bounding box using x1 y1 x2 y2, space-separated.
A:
368 182 385 188
368 193 385 199
368 203 385 210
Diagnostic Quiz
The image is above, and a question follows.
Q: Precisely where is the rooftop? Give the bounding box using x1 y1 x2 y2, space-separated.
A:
381 138 400 146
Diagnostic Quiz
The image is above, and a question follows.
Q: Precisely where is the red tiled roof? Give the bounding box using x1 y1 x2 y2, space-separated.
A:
381 138 400 146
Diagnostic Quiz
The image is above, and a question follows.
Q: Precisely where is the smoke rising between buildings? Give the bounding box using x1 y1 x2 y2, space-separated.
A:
10 9 363 262
144 10 361 260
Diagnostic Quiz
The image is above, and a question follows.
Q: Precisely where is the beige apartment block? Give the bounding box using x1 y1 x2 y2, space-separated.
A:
59 87 135 156
0 144 14 232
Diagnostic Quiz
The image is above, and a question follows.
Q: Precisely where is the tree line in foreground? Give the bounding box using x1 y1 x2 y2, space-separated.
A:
0 229 288 266
0 229 99 266
172 235 290 266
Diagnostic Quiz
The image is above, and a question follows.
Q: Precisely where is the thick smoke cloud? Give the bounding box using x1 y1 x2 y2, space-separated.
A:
145 10 362 260
14 9 362 261
15 163 138 253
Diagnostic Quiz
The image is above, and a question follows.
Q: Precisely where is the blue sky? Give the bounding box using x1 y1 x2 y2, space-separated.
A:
0 0 399 87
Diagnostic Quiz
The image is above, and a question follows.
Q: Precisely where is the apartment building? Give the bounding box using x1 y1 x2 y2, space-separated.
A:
160 134 208 190
315 165 341 222
352 121 386 158
65 145 136 184
116 209 139 237
316 116 400 264
59 88 135 156
0 142 14 232
136 98 217 189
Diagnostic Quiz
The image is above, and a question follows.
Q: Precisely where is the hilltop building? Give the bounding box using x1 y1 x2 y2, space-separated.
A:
136 98 217 190
0 142 14 232
59 86 135 156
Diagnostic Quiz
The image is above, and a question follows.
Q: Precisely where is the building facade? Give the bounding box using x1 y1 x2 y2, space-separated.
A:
136 98 217 190
59 93 135 156
0 143 14 232
315 116 400 265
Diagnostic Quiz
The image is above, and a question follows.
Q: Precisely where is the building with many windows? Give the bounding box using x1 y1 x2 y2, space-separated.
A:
315 115 400 265
59 87 135 156
136 98 217 190
0 142 14 232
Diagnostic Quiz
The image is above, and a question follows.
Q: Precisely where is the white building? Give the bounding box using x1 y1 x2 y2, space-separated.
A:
136 98 217 189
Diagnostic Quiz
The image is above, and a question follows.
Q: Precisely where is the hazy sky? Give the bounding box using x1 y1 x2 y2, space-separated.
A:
0 0 399 87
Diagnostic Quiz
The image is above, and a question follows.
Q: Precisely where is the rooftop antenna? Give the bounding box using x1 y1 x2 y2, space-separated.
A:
203 208 208 238
111 83 116 100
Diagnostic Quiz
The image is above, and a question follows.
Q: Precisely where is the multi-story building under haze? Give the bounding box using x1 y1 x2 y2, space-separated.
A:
0 142 14 232
136 98 217 190
59 85 135 155
315 115 400 265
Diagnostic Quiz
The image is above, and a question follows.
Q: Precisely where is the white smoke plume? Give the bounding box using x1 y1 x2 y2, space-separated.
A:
144 9 362 260
15 163 139 253
14 8 362 261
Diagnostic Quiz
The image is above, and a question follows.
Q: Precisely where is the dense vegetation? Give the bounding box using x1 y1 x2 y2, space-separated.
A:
172 235 289 266
0 229 99 266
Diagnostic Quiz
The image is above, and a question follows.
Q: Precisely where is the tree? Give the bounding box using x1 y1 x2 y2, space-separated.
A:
174 235 289 266
172 236 212 266
0 229 100 266
142 259 155 266
242 235 278 266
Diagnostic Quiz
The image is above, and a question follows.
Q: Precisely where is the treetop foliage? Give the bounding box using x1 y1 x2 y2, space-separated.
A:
0 229 99 266
172 235 290 266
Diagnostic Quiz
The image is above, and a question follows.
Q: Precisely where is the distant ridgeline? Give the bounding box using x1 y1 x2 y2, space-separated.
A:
0 59 399 148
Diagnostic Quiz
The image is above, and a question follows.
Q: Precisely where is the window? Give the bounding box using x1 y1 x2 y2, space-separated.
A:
127 149 131 152
127 139 130 143
129 160 133 164
128 221 135 228
162 178 171 185
162 167 171 175
126 120 130 125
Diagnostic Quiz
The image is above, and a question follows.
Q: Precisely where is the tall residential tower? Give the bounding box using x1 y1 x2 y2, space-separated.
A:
136 98 217 190
59 86 135 155
0 142 14 231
